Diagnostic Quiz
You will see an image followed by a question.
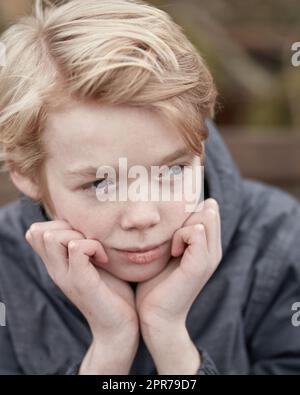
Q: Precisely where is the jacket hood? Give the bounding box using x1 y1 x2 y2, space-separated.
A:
204 119 244 255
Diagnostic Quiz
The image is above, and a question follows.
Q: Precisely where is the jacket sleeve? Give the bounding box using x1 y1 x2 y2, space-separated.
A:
245 208 300 374
0 321 83 375
0 283 23 374
196 347 219 375
0 316 24 374
0 291 83 375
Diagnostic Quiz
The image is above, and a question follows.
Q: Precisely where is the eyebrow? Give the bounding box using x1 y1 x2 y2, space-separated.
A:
64 147 192 180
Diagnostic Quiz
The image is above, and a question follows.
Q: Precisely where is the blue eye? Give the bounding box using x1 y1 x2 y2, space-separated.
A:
170 164 185 175
83 178 114 191
81 163 191 192
160 164 187 178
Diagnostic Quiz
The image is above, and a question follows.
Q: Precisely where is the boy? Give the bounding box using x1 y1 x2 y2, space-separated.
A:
0 0 300 375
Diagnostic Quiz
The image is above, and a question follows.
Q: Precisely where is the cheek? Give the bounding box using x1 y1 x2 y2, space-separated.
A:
50 190 114 239
183 168 203 207
162 200 191 229
70 205 116 241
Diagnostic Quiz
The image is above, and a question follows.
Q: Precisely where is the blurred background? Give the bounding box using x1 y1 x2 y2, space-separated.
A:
1 0 300 206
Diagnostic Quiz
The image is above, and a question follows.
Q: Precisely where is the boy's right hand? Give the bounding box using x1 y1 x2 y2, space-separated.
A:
25 220 139 343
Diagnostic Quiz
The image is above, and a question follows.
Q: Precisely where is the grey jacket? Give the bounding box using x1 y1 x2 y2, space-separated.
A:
0 121 300 374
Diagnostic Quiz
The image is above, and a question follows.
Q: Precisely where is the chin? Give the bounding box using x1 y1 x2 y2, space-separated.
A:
115 260 169 283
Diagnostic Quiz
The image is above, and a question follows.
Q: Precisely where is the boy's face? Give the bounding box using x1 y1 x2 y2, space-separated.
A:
41 100 202 282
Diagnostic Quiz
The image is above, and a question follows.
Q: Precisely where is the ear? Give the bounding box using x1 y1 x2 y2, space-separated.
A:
9 169 41 201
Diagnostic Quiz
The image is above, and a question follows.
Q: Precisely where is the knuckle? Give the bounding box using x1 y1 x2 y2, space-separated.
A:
68 240 79 250
194 224 204 233
57 220 72 228
43 231 54 241
216 201 220 210
210 198 219 210
29 223 39 234
25 230 31 240
207 208 216 217
190 225 205 244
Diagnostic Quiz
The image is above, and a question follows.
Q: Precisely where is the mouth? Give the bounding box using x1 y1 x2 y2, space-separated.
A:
117 243 163 253
115 241 167 264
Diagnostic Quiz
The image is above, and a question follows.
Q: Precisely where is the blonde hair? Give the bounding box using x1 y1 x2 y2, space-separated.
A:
0 0 217 205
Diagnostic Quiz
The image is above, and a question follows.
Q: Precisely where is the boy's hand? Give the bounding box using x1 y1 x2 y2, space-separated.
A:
25 220 139 342
135 198 222 333
134 198 222 373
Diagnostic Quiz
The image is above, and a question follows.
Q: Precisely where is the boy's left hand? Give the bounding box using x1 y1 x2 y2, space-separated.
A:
135 198 222 334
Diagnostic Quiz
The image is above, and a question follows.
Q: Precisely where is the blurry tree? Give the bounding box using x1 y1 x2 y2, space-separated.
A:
151 0 300 132
0 0 32 26
1 0 300 132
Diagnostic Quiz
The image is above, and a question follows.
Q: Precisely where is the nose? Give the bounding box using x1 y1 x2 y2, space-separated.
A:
120 201 160 231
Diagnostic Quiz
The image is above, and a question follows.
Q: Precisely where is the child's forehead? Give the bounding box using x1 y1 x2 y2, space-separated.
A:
46 100 161 125
47 141 194 174
63 146 195 177
43 115 196 176
43 100 185 154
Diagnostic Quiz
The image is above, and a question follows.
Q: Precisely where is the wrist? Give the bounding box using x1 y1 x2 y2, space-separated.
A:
79 333 139 375
90 314 139 341
141 325 201 375
140 319 186 346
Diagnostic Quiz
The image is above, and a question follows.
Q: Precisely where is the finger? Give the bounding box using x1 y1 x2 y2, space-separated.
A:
201 207 222 261
179 224 211 282
26 220 73 237
68 239 108 272
182 200 205 227
181 198 221 258
203 199 222 261
205 198 221 235
171 224 209 264
42 229 86 277
158 226 210 315
182 197 219 228
25 220 73 258
171 199 209 257
67 239 109 292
